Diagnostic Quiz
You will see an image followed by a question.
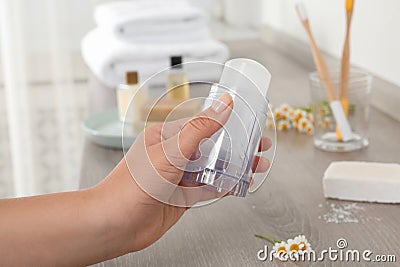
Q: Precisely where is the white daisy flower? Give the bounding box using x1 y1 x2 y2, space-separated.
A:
256 233 313 262
306 113 314 122
280 112 289 121
279 103 291 113
323 117 332 128
320 106 329 116
305 122 314 135
297 118 309 133
275 110 289 121
274 108 284 120
266 120 274 130
272 241 288 260
277 120 291 131
267 112 274 121
286 239 300 261
288 108 297 120
294 235 312 254
294 109 307 121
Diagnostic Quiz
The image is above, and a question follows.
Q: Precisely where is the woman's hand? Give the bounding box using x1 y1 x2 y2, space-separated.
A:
97 93 272 254
0 93 272 266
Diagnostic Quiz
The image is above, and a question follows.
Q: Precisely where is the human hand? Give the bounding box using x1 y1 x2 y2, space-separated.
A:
96 93 272 254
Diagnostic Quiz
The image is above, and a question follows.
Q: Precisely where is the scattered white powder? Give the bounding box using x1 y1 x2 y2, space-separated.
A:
318 202 381 224
323 203 362 223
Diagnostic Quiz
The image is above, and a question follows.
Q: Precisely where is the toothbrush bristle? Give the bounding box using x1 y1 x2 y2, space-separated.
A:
346 0 354 12
295 0 308 21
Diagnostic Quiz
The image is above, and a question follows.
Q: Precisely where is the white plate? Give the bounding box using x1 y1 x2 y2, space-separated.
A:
82 109 137 149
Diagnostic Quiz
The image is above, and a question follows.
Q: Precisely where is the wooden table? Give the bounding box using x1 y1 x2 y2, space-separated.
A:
80 40 400 266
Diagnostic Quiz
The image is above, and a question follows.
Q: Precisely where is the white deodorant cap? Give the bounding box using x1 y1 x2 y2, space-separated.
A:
220 58 271 98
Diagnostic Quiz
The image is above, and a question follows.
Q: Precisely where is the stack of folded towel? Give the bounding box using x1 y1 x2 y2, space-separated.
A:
82 0 230 88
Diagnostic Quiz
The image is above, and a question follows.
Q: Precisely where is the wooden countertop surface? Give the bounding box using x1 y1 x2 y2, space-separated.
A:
80 39 400 267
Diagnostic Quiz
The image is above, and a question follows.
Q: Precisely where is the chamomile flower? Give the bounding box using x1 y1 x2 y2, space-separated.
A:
320 106 329 116
286 238 300 253
294 235 312 254
323 117 332 128
297 118 309 133
278 120 291 131
305 123 314 135
294 109 307 121
279 103 291 113
288 108 297 120
266 113 274 129
255 234 313 262
274 108 284 120
286 239 301 261
281 112 289 121
267 103 315 135
272 241 288 260
266 120 274 130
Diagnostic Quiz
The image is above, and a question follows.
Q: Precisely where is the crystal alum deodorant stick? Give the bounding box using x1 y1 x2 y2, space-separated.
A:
183 58 271 197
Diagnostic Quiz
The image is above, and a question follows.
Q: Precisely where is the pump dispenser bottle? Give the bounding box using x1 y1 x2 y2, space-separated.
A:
183 58 271 197
167 56 190 100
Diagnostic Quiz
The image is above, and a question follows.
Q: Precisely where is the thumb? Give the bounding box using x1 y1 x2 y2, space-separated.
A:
161 93 233 168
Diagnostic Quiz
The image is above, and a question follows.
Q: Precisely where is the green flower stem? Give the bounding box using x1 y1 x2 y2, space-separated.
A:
294 106 312 113
255 234 281 244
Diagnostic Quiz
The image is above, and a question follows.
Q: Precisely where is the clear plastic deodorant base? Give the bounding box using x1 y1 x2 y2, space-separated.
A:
183 58 271 197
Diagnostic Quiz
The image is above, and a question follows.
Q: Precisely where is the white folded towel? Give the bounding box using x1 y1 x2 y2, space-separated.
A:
81 28 230 88
114 27 210 43
94 0 209 42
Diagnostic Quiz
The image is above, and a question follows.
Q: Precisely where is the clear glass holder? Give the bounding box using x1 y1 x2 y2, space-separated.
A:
309 70 372 152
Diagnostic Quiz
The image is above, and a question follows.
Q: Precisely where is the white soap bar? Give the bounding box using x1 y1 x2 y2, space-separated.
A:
323 161 400 203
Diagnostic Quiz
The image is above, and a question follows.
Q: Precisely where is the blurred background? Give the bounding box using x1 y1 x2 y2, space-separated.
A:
0 0 399 197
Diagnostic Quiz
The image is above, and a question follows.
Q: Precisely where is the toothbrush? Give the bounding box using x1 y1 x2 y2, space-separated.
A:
295 0 353 141
295 0 336 101
336 0 354 140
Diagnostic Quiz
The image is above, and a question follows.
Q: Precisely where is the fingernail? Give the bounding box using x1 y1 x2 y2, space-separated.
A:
211 93 232 113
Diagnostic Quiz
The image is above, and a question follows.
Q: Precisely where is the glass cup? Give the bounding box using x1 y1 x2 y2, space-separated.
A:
309 70 372 152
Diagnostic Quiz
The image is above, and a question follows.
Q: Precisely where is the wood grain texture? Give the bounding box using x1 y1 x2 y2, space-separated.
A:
80 39 400 267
